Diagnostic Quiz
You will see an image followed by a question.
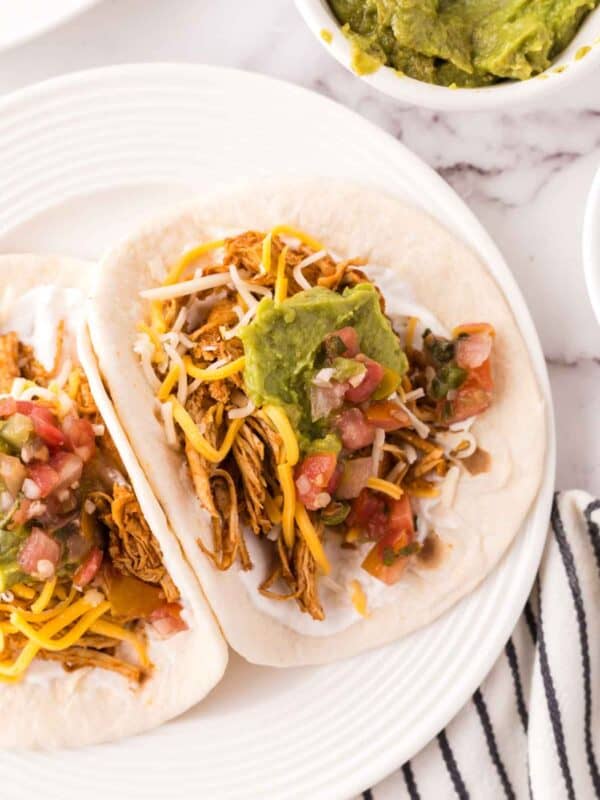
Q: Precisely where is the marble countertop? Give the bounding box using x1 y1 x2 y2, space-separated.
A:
1 1 598 493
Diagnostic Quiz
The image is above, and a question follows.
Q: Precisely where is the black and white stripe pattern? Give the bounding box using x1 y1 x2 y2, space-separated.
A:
360 491 600 800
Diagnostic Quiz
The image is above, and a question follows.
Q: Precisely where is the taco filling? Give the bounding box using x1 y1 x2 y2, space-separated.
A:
0 305 187 684
136 228 495 624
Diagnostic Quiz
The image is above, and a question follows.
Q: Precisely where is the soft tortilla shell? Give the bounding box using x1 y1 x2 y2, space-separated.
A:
0 255 227 748
89 181 546 667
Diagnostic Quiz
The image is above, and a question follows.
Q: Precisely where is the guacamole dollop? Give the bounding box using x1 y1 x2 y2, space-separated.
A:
241 283 407 451
328 0 599 87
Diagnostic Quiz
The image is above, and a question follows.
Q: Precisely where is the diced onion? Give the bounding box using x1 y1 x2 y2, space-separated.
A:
204 357 229 372
53 358 72 390
292 249 326 291
22 479 41 500
92 424 105 437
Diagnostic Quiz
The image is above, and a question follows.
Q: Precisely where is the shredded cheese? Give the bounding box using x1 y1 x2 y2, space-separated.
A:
169 397 243 463
350 580 368 617
229 265 259 310
163 343 188 405
227 398 255 420
292 249 326 291
66 368 81 399
157 363 181 402
261 232 272 274
91 620 150 668
30 578 57 614
141 272 232 302
294 504 331 575
277 463 296 549
163 239 226 286
263 405 299 465
274 245 289 305
183 355 246 382
12 584 35 600
264 493 283 525
271 224 325 252
160 400 178 448
150 301 167 335
405 316 418 350
366 477 403 500
10 600 111 652
398 401 430 439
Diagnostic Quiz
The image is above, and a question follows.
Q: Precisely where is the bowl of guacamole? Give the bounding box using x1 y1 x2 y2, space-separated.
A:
296 0 600 109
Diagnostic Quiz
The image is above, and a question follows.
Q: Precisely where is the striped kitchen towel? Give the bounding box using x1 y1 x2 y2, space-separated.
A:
364 490 600 800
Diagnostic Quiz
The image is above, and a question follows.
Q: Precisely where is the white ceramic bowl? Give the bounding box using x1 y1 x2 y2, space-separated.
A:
296 0 600 111
583 164 600 325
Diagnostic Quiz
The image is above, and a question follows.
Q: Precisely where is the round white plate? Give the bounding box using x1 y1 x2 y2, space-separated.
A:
583 164 600 326
0 65 555 800
0 0 98 53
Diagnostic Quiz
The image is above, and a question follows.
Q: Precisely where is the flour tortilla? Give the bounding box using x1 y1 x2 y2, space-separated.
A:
0 255 227 748
88 180 546 667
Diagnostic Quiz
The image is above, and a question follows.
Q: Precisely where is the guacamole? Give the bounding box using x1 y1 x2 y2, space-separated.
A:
241 283 407 450
328 0 599 87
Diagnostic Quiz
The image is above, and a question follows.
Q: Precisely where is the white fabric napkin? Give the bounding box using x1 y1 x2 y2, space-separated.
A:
362 491 600 800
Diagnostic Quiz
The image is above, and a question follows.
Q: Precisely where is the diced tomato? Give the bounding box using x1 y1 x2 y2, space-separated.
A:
48 451 84 492
361 495 415 585
336 408 375 451
295 453 338 510
17 527 61 577
29 406 65 447
455 332 493 369
445 359 493 423
73 546 103 589
63 415 96 462
27 462 59 498
335 457 373 500
149 603 188 637
326 327 359 358
0 398 17 417
347 488 388 540
344 355 385 403
365 400 411 431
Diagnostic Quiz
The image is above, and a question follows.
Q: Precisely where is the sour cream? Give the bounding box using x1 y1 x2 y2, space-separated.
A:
2 285 84 372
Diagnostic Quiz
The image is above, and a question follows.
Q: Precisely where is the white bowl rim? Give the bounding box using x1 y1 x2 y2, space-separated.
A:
583 163 600 326
295 0 600 111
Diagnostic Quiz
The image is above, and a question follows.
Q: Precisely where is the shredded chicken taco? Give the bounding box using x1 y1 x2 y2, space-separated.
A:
0 255 226 748
89 181 546 666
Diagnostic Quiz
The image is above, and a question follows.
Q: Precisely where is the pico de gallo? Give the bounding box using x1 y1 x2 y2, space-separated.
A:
137 226 495 621
0 339 187 684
